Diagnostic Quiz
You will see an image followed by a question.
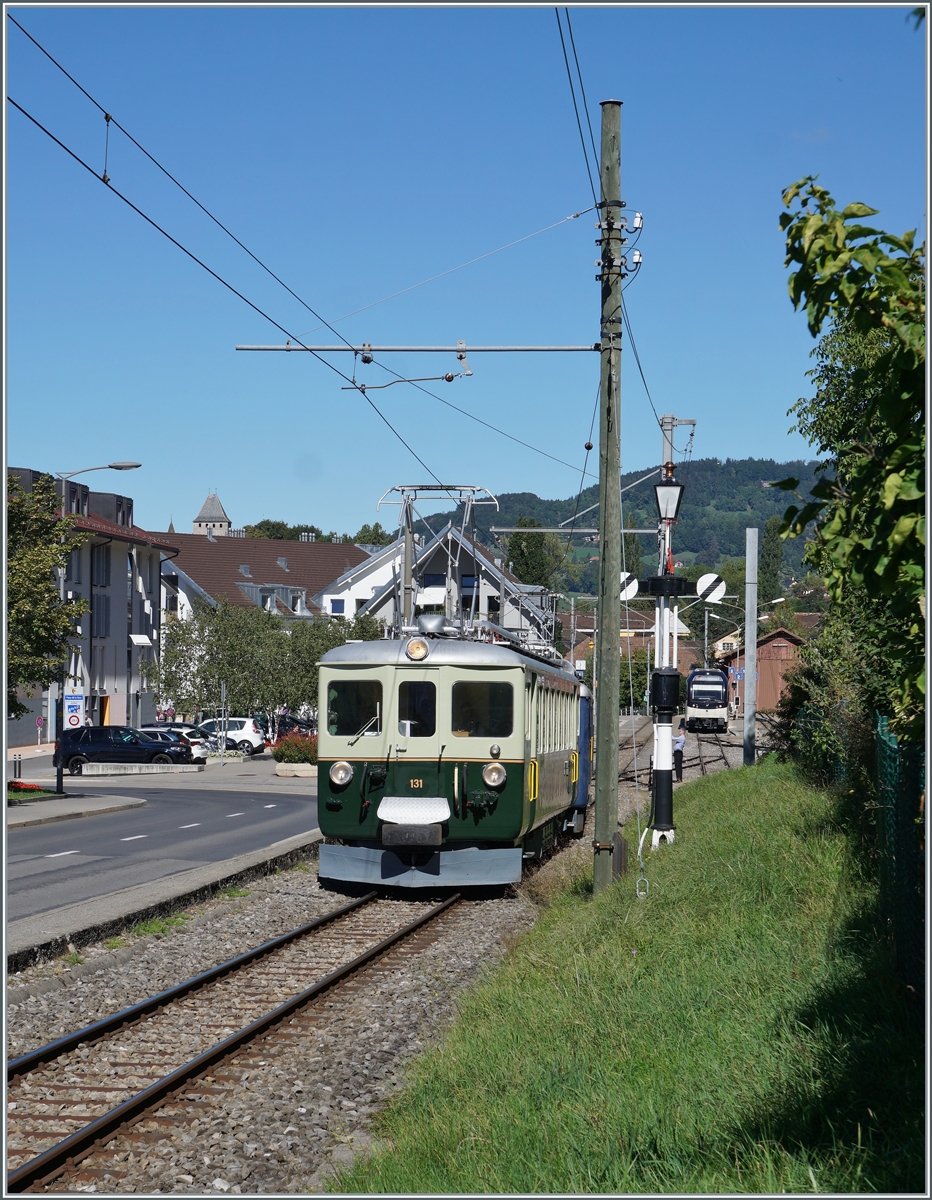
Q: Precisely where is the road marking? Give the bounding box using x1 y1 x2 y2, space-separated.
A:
226 812 246 817
44 851 79 858
179 823 201 829
120 835 148 841
264 804 277 808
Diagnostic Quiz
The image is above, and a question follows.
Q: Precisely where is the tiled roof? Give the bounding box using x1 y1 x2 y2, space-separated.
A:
155 532 368 613
193 493 230 523
75 513 178 552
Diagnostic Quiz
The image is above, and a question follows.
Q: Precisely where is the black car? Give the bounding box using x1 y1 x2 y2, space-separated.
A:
52 726 193 774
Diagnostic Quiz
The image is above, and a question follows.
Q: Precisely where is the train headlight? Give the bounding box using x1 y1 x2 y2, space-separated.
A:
329 760 354 787
405 637 430 661
481 762 507 789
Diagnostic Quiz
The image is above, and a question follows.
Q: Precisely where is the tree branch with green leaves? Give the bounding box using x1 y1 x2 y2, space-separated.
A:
776 177 925 736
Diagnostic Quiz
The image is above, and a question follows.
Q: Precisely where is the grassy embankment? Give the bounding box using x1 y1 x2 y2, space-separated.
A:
334 758 923 1194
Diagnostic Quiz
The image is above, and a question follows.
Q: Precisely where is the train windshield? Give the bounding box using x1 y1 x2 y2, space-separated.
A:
692 681 726 702
451 681 514 737
398 681 436 737
327 680 382 737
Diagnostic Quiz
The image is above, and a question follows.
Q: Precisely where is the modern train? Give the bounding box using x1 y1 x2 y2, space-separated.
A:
684 667 729 733
316 617 592 888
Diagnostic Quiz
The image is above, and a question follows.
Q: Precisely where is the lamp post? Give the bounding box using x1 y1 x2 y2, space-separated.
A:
648 463 686 847
53 462 141 793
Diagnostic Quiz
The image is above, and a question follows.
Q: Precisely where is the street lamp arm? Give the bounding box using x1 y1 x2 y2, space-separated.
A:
56 462 141 480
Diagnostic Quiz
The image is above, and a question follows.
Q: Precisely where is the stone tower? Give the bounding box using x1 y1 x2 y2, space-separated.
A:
193 492 231 536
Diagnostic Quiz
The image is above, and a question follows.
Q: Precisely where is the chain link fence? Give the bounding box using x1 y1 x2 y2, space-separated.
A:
875 715 925 997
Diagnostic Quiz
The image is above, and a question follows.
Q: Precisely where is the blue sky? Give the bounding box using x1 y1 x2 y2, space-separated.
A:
6 5 926 535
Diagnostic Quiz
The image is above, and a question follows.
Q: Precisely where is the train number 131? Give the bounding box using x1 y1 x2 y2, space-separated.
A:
410 778 424 789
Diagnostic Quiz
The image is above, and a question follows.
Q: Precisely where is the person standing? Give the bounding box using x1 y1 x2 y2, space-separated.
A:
673 720 686 782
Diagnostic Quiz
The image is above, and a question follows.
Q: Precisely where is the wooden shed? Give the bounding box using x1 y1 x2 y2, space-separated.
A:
720 627 805 713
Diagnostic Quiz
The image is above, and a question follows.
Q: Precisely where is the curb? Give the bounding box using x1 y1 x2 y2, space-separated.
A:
6 830 323 974
7 799 146 828
274 763 318 777
82 763 206 775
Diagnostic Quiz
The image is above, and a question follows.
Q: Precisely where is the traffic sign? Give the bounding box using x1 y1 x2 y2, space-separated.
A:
36 716 43 727
696 572 726 603
620 571 639 601
64 693 85 729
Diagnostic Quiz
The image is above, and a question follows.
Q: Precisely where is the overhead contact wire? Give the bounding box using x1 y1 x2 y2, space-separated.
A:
555 8 599 208
6 96 444 487
10 13 597 489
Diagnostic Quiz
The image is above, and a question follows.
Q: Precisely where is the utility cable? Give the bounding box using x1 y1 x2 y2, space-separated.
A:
621 294 662 429
10 13 597 488
293 209 595 339
7 14 362 360
564 9 600 175
7 95 444 488
554 8 599 208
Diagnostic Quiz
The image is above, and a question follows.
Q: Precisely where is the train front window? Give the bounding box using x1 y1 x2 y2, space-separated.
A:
452 681 513 737
692 683 726 706
398 680 436 737
328 681 382 737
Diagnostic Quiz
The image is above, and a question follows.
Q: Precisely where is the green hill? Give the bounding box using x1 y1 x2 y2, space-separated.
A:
425 457 821 592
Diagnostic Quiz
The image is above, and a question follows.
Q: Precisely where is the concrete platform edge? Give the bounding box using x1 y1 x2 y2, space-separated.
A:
6 829 323 973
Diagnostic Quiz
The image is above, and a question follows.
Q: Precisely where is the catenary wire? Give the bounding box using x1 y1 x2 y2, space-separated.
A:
555 8 599 208
9 13 598 488
7 96 445 488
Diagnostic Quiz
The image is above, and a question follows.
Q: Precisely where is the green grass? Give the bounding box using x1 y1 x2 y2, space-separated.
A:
219 886 251 900
7 787 59 801
334 759 923 1194
104 936 124 951
129 913 192 938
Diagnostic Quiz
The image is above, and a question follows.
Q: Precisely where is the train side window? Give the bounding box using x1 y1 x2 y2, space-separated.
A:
452 681 513 738
328 681 383 737
398 680 436 737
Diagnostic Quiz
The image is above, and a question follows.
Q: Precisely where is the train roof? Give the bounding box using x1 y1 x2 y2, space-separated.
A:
321 637 578 681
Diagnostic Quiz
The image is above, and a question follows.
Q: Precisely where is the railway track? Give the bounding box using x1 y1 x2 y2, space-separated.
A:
695 734 732 776
7 892 460 1193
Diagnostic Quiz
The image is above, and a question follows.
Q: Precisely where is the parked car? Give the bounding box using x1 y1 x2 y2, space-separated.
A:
138 726 208 761
196 717 267 755
275 715 317 740
52 727 193 774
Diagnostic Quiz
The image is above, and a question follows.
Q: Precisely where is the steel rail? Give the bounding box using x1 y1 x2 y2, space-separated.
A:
8 892 461 1193
8 891 378 1083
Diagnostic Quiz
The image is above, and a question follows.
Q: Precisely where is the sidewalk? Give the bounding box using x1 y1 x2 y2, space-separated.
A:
7 793 147 829
7 827 322 969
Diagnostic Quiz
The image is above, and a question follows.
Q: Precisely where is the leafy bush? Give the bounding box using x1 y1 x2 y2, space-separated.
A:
271 731 318 763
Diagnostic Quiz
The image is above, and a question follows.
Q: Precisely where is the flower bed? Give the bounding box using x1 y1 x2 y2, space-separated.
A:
7 781 46 793
271 731 318 764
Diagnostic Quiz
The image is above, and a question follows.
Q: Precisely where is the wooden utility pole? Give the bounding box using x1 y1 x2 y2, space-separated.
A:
593 100 622 895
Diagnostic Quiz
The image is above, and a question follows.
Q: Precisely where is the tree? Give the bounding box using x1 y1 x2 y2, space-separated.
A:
778 178 925 736
152 605 384 723
506 517 562 588
621 513 642 580
7 474 87 719
758 515 784 606
584 646 649 709
354 521 393 546
244 519 353 543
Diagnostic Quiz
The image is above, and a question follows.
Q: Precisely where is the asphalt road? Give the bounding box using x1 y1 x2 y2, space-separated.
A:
7 785 319 922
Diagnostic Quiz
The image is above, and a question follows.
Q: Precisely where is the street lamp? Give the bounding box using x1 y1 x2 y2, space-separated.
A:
53 462 141 793
653 464 685 525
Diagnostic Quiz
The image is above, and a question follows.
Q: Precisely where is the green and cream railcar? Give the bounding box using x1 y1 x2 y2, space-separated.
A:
317 633 584 887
